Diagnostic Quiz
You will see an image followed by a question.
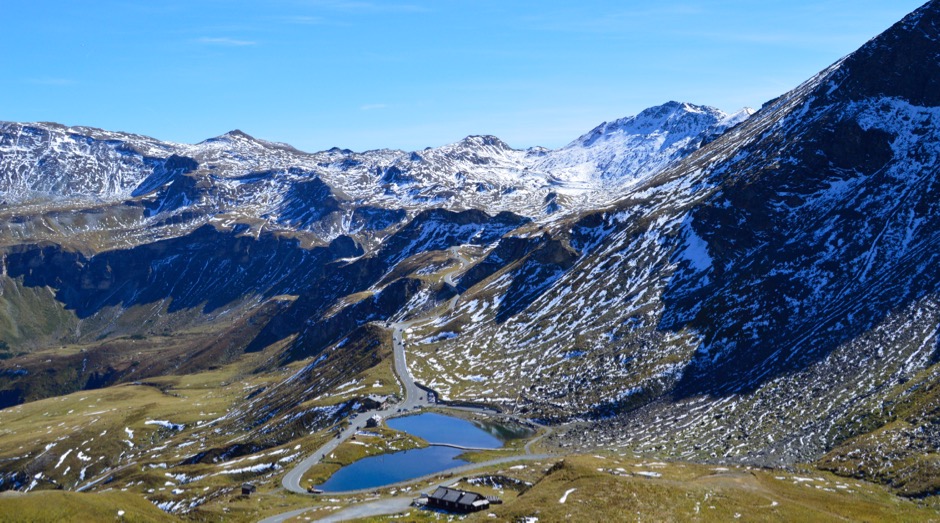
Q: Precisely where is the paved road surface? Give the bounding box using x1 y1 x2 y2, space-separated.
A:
258 496 413 523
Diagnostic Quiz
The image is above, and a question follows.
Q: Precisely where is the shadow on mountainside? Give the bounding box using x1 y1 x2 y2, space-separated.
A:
657 1 940 397
4 209 528 362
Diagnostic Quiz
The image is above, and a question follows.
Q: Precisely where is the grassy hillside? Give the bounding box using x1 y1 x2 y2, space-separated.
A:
819 363 940 499
479 456 939 522
350 456 940 523
0 490 173 523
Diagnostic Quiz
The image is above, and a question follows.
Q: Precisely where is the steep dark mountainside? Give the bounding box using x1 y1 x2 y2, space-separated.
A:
400 0 940 481
1 0 939 509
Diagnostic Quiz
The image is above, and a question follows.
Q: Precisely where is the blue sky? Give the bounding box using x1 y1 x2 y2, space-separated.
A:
0 1 926 152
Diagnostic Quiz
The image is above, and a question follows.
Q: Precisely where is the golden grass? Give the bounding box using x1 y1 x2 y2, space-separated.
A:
0 490 173 523
470 456 940 523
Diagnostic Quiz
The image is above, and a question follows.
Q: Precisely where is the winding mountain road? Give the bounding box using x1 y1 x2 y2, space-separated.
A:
281 325 433 495
281 247 476 495
271 247 556 522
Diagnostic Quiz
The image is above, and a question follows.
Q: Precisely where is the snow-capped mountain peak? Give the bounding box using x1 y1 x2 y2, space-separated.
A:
0 101 753 222
193 129 302 156
199 129 256 143
718 107 756 129
574 101 725 147
531 101 744 190
455 134 512 150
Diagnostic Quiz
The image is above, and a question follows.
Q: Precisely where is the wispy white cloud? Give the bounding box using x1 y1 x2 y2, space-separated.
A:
279 15 329 25
25 77 75 86
197 37 257 46
296 1 429 14
360 103 388 111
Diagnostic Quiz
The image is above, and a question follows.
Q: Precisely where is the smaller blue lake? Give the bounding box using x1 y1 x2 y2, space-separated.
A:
386 412 504 449
317 413 516 492
316 446 467 492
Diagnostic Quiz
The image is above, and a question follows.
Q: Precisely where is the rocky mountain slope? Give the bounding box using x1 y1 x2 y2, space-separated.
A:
1 0 939 507
400 0 940 490
0 98 745 396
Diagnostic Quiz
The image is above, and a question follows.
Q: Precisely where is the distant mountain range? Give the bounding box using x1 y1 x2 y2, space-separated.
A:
1 0 939 503
0 101 751 225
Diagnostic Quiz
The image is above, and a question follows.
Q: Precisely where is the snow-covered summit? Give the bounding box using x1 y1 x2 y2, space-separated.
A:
717 107 756 130
575 101 723 145
532 102 744 190
455 135 513 151
196 129 300 153
0 101 752 224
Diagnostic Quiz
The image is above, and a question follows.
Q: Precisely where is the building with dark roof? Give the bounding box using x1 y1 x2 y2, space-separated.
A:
426 486 490 513
363 394 389 410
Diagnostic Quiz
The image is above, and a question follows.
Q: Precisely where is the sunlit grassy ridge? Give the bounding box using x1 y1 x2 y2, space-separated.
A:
481 456 937 523
0 490 173 523
350 456 940 523
0 318 410 521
